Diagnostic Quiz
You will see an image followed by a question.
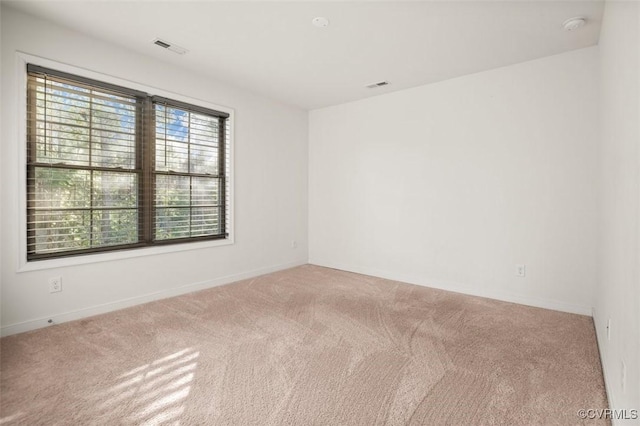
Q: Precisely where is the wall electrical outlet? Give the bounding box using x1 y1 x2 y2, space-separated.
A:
515 264 526 277
607 318 611 341
291 240 298 249
49 276 62 293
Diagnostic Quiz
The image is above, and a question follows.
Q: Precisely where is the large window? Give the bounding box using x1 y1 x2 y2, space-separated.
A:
26 64 230 260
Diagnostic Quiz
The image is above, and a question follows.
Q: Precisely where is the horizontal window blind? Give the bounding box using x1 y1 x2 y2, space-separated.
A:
27 66 144 258
26 64 231 260
153 100 226 242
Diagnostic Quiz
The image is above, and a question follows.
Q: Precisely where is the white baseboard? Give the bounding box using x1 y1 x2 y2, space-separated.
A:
592 307 617 421
309 258 593 316
1 260 307 337
3 258 592 337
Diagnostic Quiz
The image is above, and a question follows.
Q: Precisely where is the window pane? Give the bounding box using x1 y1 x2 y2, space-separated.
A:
36 122 90 166
155 175 190 207
93 171 137 208
189 112 219 175
155 105 189 173
32 77 136 169
33 167 91 209
191 207 221 237
155 105 220 175
154 175 222 240
91 210 138 247
33 209 91 254
192 177 220 206
155 175 190 240
155 207 191 240
92 131 135 169
29 167 139 255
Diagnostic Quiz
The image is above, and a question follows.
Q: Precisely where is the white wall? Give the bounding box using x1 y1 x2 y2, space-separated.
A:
2 2 637 414
309 47 599 315
0 4 3 332
596 0 640 417
0 7 308 335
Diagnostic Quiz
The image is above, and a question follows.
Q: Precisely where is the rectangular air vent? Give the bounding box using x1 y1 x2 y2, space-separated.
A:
365 81 390 89
152 38 188 55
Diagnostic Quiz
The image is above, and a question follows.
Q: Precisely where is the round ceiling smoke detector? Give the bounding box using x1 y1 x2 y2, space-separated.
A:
563 17 586 31
312 17 330 28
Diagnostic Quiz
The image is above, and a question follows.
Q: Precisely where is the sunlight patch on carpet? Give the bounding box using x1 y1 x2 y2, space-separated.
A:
98 348 200 425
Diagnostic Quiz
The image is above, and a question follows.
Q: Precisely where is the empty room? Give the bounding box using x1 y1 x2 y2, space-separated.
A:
0 0 638 424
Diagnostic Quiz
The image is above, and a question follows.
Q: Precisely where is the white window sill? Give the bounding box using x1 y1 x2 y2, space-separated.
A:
17 237 234 273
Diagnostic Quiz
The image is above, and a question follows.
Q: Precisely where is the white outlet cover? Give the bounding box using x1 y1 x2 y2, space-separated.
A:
48 276 62 293
515 264 526 277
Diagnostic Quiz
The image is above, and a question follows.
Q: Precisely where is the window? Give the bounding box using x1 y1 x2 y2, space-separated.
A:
26 64 231 260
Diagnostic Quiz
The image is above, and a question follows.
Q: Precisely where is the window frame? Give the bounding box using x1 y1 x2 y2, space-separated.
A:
17 53 234 272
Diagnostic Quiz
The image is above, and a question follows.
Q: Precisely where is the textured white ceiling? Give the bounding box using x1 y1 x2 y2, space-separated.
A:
6 1 604 110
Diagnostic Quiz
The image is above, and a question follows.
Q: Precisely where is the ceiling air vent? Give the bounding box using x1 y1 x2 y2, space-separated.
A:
365 81 390 89
152 38 188 55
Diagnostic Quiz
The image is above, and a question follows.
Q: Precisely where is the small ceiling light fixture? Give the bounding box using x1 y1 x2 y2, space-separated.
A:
563 17 587 31
312 17 330 28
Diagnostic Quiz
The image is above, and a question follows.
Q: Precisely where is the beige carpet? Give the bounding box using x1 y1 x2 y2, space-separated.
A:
1 265 608 425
